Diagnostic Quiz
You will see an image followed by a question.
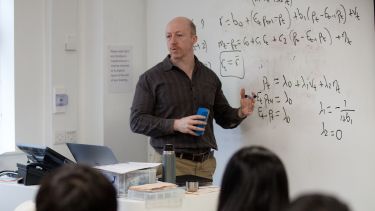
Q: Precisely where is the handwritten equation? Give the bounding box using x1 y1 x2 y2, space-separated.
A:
219 51 245 79
191 2 361 79
216 29 351 50
319 100 356 140
219 6 360 29
254 74 356 140
190 1 361 140
193 3 360 54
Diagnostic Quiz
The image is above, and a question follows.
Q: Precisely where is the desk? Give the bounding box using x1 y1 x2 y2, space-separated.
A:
0 182 219 211
0 182 38 211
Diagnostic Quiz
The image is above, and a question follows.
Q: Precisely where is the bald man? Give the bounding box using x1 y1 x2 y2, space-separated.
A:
130 17 255 180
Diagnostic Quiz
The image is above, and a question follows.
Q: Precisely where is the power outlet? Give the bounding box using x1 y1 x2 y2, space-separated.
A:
54 130 77 144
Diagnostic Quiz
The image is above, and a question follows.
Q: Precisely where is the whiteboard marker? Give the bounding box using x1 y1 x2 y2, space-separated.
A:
245 94 257 99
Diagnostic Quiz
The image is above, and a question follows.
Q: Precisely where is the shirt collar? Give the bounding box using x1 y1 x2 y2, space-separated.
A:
162 55 200 72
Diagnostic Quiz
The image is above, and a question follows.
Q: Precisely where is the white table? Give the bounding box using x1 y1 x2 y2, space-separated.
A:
0 182 38 211
0 182 219 211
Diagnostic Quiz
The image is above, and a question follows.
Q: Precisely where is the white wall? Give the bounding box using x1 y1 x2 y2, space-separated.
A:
101 0 148 162
14 0 46 147
0 0 15 154
79 0 148 162
0 0 48 170
79 0 105 149
0 0 148 170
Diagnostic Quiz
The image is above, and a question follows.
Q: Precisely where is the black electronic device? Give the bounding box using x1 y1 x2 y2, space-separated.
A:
16 144 74 185
16 163 47 185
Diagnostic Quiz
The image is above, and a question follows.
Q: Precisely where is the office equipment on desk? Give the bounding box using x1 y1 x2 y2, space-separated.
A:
67 142 118 166
16 144 74 185
67 143 160 197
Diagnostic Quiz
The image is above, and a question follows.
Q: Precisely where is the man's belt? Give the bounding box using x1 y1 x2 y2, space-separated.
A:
175 151 214 163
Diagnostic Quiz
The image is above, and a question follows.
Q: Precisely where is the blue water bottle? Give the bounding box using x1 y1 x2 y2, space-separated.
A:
195 107 209 136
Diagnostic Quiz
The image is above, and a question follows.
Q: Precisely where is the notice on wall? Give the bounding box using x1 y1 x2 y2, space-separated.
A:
107 45 133 93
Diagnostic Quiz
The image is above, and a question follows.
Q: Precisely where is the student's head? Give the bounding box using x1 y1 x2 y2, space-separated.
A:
287 193 350 211
36 164 117 211
165 16 197 62
218 146 289 211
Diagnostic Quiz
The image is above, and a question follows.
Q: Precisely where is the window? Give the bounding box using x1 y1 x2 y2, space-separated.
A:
0 0 15 154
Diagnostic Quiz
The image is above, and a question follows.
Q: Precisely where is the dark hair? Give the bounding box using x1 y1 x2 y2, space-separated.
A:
218 146 289 211
36 164 117 211
287 193 350 211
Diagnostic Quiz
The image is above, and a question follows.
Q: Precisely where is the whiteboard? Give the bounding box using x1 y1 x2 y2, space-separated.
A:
146 0 375 210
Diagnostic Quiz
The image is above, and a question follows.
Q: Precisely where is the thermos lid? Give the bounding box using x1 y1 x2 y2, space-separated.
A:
164 144 174 151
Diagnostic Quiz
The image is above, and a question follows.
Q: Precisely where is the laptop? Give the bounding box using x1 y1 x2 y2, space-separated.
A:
66 143 118 166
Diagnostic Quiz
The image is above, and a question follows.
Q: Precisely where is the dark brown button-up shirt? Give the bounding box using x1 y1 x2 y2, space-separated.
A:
130 56 244 153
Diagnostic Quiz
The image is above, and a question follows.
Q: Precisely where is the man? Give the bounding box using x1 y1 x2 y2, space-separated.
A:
130 16 255 180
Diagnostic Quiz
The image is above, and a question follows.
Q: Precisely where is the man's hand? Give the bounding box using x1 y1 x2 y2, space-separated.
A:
238 88 256 118
173 115 207 136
